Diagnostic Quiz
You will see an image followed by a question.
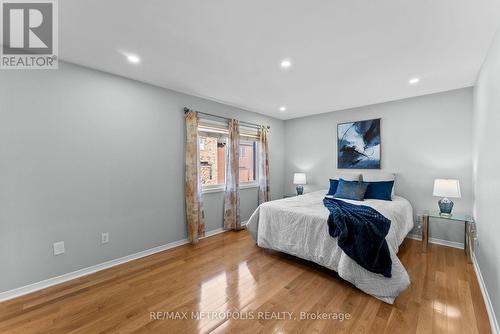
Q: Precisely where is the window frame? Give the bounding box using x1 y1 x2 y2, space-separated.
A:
238 138 259 189
198 121 259 194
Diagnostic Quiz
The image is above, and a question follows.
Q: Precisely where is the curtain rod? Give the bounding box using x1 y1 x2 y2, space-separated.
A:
183 107 270 129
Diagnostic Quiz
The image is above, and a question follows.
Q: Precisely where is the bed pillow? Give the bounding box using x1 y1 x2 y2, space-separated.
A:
327 179 340 196
362 172 396 197
364 180 394 201
327 173 361 196
333 179 368 201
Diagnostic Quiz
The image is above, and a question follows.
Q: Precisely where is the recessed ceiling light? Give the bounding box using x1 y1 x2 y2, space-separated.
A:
279 106 286 111
280 59 292 69
127 54 141 64
409 77 420 85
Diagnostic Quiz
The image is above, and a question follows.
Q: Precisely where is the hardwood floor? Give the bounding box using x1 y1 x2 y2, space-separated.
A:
0 230 491 334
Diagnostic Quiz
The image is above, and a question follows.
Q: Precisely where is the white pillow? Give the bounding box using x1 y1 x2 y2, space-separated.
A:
361 172 395 182
361 172 396 197
333 172 361 181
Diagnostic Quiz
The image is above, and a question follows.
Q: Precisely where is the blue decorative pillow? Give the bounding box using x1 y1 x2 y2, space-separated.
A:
364 180 394 201
333 179 368 201
327 179 339 196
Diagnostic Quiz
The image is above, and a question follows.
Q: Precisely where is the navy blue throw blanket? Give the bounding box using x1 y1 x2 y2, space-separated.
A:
323 197 392 278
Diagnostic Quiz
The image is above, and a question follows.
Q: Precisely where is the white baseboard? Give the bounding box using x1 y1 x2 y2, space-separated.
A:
473 254 500 334
204 227 225 238
406 233 464 250
0 227 226 302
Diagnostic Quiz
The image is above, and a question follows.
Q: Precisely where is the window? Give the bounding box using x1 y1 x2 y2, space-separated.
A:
239 140 256 183
199 134 226 187
198 121 258 192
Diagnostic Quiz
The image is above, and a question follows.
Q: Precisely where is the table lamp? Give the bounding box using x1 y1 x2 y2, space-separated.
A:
433 179 461 216
293 173 307 195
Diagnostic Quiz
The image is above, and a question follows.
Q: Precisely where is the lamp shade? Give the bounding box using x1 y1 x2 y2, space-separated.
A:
433 179 461 198
293 173 307 185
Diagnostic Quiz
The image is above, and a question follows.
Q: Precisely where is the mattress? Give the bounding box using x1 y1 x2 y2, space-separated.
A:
246 190 414 303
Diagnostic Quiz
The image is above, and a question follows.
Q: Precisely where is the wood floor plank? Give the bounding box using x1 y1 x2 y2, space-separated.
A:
0 230 491 334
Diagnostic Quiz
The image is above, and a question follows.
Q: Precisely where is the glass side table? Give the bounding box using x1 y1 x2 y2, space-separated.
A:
422 211 474 263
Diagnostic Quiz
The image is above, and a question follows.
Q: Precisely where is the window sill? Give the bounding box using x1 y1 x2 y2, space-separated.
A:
202 183 259 194
240 183 259 190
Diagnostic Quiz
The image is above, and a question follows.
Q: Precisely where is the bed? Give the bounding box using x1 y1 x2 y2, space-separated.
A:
246 190 414 304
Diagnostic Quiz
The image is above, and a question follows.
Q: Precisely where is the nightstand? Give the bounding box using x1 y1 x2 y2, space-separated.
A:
421 211 474 263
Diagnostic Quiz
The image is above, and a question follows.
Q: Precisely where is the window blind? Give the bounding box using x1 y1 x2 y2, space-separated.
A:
198 119 259 140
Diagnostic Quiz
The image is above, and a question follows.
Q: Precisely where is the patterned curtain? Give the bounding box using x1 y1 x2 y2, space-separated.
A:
258 126 270 204
224 119 241 230
185 111 205 244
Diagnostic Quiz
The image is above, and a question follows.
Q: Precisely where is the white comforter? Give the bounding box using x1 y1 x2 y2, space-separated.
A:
246 190 414 304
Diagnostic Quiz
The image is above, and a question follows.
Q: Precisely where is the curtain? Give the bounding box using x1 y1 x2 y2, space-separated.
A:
224 119 241 230
258 126 270 204
185 111 205 243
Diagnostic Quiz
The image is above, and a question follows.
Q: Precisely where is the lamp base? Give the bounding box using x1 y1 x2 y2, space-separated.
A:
296 185 304 195
438 197 454 216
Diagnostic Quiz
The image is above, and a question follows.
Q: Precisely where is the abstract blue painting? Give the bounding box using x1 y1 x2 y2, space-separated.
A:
337 118 381 169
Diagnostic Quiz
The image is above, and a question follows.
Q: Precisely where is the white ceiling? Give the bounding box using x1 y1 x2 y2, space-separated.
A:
60 0 500 120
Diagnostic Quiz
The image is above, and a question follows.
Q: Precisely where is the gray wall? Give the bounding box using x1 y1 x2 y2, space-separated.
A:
284 88 474 243
0 62 285 293
473 28 500 329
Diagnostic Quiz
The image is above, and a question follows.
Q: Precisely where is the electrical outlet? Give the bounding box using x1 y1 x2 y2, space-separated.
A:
101 232 109 244
53 241 65 256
